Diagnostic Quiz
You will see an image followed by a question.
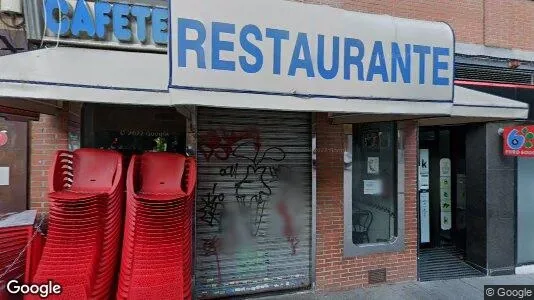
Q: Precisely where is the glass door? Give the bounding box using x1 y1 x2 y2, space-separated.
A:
517 157 534 265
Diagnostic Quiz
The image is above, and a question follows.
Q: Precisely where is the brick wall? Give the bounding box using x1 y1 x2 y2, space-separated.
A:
29 112 69 212
315 113 418 291
484 0 534 50
304 0 534 52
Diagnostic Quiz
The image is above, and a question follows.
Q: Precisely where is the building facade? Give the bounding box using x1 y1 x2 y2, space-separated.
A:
0 0 533 297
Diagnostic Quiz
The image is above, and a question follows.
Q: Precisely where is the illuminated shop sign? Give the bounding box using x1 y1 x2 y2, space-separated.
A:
34 0 168 51
169 0 455 102
503 125 534 157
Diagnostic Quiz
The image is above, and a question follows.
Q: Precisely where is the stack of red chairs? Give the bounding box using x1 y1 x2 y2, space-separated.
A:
27 149 124 299
0 211 36 300
117 153 196 300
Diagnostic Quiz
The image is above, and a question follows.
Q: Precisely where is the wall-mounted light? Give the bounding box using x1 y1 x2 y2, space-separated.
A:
508 60 521 69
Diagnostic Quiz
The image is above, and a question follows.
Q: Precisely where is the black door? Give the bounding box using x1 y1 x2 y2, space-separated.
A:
419 127 466 250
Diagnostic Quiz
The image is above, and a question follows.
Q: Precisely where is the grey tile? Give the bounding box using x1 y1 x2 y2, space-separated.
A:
390 282 441 300
255 275 534 300
466 216 487 267
466 177 486 217
460 274 534 291
419 279 482 300
359 283 420 300
487 219 515 270
486 170 515 219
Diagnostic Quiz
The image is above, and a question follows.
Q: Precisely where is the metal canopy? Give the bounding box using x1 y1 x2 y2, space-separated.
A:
0 47 450 115
332 85 529 124
0 47 170 106
0 47 528 122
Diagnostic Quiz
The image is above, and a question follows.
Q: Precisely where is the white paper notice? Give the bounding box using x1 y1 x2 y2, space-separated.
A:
0 167 9 186
367 157 379 174
440 158 451 177
419 149 430 190
363 180 382 195
420 192 430 243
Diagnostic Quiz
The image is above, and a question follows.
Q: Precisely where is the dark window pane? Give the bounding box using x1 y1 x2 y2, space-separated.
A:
352 122 397 245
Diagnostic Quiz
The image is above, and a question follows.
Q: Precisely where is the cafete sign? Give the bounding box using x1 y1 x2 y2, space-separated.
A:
25 0 168 52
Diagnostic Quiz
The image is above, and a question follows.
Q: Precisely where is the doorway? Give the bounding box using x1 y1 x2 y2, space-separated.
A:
418 126 483 281
81 103 187 155
0 119 28 214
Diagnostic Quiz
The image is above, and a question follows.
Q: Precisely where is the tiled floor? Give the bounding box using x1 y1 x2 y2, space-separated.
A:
419 247 484 281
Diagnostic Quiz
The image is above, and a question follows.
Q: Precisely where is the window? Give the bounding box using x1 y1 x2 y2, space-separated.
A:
82 104 187 156
343 122 405 257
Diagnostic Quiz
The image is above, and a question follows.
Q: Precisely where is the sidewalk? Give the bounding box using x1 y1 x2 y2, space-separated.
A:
254 274 534 300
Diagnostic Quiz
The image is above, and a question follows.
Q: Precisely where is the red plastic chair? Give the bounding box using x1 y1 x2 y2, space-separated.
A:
117 153 196 300
26 149 125 300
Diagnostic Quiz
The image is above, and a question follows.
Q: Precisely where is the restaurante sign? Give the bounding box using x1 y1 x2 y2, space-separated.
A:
169 0 455 102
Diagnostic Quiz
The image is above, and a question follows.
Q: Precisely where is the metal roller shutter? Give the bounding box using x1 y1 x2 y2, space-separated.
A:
195 107 312 298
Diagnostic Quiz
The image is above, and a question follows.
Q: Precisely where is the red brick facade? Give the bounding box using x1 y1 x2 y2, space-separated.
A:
307 0 534 51
22 0 534 294
27 0 534 215
315 113 418 290
29 111 69 212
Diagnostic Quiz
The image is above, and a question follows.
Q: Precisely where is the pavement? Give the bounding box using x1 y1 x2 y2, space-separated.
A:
252 274 534 300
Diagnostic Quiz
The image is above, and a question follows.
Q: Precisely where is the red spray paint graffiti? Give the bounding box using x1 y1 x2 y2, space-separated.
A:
202 236 222 283
276 201 299 255
199 129 261 161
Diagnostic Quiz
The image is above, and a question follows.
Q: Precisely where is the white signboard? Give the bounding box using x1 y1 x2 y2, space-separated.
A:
440 158 452 230
419 149 429 190
169 0 454 102
440 158 451 177
0 167 9 186
420 191 430 243
363 180 382 195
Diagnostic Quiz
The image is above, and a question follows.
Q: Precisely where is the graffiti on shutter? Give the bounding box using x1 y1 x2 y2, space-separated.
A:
196 108 312 298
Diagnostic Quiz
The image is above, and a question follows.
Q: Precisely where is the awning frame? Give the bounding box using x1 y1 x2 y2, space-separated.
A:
0 47 529 123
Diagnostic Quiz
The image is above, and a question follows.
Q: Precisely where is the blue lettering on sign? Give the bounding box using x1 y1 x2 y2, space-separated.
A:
212 22 236 71
175 18 452 87
43 0 168 45
391 43 411 83
44 0 70 36
239 24 263 73
288 32 314 78
343 38 365 81
71 0 95 37
94 2 112 39
366 41 388 82
177 18 206 69
265 28 289 75
317 35 339 80
130 6 151 43
413 45 431 84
